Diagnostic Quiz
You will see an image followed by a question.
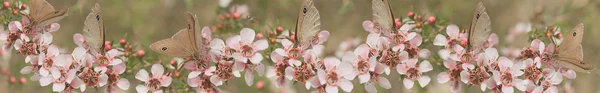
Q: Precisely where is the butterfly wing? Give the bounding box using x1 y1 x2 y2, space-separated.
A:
150 28 196 58
372 0 395 31
82 3 105 55
29 0 68 26
557 23 592 72
295 0 321 47
467 2 492 51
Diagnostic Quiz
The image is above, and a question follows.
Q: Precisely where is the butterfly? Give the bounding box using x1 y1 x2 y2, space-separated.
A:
82 3 105 56
150 12 206 59
25 0 69 32
372 0 397 35
466 2 492 53
293 0 321 48
555 23 593 73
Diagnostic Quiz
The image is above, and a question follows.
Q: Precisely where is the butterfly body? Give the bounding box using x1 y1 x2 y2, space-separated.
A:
83 3 105 56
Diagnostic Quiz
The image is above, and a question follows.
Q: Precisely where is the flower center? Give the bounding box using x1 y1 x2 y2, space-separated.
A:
500 71 513 85
326 71 339 85
461 52 473 63
294 65 314 83
80 69 100 86
357 60 370 74
145 78 162 91
381 51 401 68
523 66 541 81
520 47 538 59
215 62 233 80
405 45 419 58
406 68 421 80
43 58 54 69
448 65 462 81
20 42 38 56
468 67 487 85
241 45 254 57
288 48 301 59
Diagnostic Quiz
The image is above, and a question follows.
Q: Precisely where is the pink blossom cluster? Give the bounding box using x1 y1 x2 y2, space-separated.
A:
0 3 582 93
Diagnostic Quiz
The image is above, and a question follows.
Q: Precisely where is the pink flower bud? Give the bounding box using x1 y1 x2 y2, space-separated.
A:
427 16 436 24
9 77 15 84
233 12 241 19
276 26 284 32
407 11 415 18
256 81 265 89
3 2 9 9
19 77 26 84
137 50 145 58
119 39 127 46
256 33 264 39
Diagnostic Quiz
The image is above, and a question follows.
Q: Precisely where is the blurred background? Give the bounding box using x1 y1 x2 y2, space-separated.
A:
1 0 599 92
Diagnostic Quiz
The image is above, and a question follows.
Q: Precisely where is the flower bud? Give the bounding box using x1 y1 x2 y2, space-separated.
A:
136 50 145 58
9 77 16 84
256 33 264 39
427 16 436 24
407 11 415 18
119 39 127 46
3 2 9 9
19 77 26 84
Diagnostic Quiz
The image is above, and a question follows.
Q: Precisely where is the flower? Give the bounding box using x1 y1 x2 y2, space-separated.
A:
105 63 130 92
210 38 234 62
210 61 242 86
491 57 526 93
437 59 464 93
284 64 315 89
397 58 432 89
265 52 290 88
317 57 353 93
341 44 376 83
274 39 305 66
434 24 466 50
93 49 124 73
39 55 77 92
135 64 172 93
230 28 268 64
235 61 265 86
188 75 221 93
363 63 392 93
184 60 216 79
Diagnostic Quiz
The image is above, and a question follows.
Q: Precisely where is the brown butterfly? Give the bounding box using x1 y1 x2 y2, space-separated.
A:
150 12 206 59
25 0 69 32
82 3 105 56
555 23 593 73
372 0 397 35
466 2 492 53
293 0 321 48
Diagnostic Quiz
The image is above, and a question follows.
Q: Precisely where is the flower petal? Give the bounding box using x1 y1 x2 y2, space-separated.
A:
151 64 165 76
403 78 414 89
437 72 450 83
339 80 354 92
161 76 172 86
418 76 431 87
326 85 339 93
253 39 268 51
434 34 448 46
419 60 433 72
117 78 130 90
358 74 370 83
240 28 256 44
250 54 263 64
53 83 66 92
136 85 148 93
135 69 149 82
378 77 392 89
245 71 254 86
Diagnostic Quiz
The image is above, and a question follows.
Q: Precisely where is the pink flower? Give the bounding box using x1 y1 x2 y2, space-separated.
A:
484 33 498 48
437 59 464 93
210 61 242 86
397 58 432 89
362 21 377 34
404 34 423 58
491 57 526 93
379 50 409 75
341 44 376 83
284 64 315 89
274 39 305 66
234 61 265 86
365 34 388 56
188 75 221 93
184 60 216 79
105 63 130 92
39 55 77 92
386 26 417 51
449 45 476 70
78 67 108 91
311 30 330 46
434 25 465 49
265 52 290 88
93 49 124 73
135 64 172 93
316 57 353 93
230 28 268 64
38 45 60 77
521 58 542 82
364 63 392 93
210 38 234 62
